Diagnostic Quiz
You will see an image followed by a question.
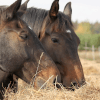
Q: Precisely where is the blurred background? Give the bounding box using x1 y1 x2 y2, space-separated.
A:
1 0 100 61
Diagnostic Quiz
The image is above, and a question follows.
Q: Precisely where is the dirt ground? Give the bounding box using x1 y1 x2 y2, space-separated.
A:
4 58 100 100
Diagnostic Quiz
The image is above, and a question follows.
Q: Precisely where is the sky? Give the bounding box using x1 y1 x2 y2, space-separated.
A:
1 0 100 23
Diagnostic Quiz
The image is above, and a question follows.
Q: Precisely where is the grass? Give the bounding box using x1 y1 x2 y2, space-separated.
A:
3 56 100 100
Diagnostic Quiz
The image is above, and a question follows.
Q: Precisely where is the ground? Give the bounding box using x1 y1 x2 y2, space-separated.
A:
4 57 100 100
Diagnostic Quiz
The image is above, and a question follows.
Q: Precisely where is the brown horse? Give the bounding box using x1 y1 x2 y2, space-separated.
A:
21 0 85 88
0 0 61 99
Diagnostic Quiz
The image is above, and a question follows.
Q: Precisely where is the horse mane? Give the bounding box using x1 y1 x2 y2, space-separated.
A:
22 7 48 36
22 7 73 36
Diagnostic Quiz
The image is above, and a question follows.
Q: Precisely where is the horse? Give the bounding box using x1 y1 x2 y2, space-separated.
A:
0 0 61 99
21 0 85 88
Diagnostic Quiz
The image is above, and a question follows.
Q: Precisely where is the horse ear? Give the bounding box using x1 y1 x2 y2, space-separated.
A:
63 2 72 20
18 0 30 17
1 0 21 21
49 0 59 21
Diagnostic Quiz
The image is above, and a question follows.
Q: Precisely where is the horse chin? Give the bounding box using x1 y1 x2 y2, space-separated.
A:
33 77 47 90
33 73 61 90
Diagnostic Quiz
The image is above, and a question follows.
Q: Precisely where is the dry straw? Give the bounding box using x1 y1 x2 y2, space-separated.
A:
3 58 100 100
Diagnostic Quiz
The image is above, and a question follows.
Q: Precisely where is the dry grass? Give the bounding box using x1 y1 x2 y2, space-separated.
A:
4 57 100 100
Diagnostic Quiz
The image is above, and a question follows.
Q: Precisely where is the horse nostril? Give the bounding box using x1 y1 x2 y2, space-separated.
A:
70 82 79 91
71 82 77 87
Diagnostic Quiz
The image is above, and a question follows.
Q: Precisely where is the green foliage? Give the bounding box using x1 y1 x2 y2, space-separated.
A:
77 34 100 50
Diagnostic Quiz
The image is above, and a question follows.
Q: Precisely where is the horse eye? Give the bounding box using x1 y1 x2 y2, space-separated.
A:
51 38 59 43
20 34 28 40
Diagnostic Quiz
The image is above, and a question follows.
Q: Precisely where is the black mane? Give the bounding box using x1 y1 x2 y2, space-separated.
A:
22 7 48 36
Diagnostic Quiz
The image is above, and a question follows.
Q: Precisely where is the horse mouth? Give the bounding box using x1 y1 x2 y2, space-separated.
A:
62 80 86 91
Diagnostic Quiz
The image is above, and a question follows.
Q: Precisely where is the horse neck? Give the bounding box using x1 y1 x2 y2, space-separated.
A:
22 7 48 37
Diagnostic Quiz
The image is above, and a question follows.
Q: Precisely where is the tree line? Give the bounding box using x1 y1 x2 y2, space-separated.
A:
73 21 100 50
73 21 100 34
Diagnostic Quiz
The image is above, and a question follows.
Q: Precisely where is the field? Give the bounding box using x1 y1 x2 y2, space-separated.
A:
77 34 100 50
78 51 100 62
4 53 100 100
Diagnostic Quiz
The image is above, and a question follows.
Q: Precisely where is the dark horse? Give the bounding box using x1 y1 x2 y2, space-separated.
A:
0 0 61 99
22 0 85 88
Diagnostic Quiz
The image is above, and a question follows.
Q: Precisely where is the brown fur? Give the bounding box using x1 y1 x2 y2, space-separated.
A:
0 0 61 99
21 0 85 88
